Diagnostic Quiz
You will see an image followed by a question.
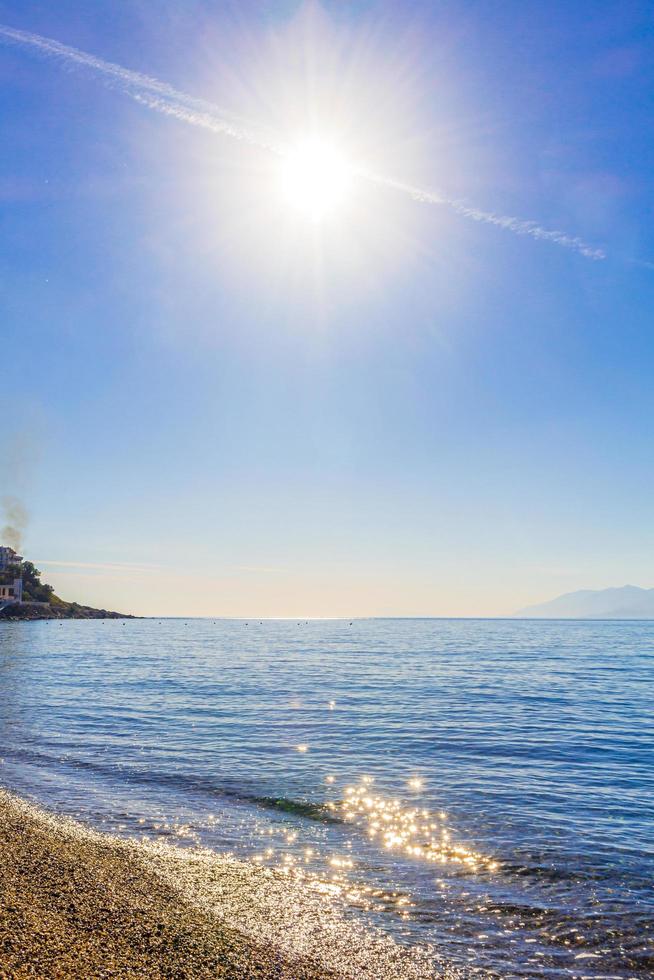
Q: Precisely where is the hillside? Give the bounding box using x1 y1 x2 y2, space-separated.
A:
0 600 131 620
0 556 132 620
516 585 654 619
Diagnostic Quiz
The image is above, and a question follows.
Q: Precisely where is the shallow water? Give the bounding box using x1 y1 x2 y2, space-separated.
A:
0 618 652 977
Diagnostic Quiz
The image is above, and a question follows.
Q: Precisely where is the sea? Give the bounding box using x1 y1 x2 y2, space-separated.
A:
0 617 651 978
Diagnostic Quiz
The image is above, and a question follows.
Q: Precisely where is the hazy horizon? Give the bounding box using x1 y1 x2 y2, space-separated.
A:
19 561 654 619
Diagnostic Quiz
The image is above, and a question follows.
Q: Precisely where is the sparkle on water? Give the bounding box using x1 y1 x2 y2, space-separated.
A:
337 781 499 874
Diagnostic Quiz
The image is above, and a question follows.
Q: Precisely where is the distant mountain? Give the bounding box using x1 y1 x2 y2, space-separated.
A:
516 585 654 619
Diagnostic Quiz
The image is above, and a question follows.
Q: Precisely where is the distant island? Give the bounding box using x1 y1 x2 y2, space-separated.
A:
516 585 654 619
0 546 132 620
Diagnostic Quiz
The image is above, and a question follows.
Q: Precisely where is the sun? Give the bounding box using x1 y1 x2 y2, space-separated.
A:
280 137 352 221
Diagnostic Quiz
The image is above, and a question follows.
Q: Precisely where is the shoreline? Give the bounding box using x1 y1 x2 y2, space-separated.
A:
0 791 336 979
0 605 133 621
0 791 446 980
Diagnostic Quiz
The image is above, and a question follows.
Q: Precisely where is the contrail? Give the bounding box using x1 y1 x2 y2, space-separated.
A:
360 172 605 259
0 23 281 152
0 23 605 260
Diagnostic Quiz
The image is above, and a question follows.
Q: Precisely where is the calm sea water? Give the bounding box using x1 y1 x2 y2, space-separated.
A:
0 618 651 978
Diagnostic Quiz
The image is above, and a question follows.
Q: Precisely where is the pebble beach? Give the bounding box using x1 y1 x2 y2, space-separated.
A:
0 792 336 979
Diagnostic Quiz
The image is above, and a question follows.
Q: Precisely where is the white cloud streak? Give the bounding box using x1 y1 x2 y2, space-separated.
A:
36 559 167 572
0 23 605 260
38 559 284 575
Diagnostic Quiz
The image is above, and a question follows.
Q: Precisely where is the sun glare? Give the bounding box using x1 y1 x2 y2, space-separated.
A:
280 138 352 221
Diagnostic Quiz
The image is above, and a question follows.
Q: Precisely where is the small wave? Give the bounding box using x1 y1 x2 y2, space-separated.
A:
252 795 342 823
1 744 343 826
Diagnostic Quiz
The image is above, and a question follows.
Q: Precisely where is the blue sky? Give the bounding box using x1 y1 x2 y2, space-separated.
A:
1 0 654 616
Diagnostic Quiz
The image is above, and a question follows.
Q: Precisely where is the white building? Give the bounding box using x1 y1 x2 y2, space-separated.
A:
0 579 22 605
0 546 23 607
0 546 23 570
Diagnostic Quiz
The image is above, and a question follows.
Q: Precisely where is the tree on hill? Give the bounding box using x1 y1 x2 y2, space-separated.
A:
20 561 56 603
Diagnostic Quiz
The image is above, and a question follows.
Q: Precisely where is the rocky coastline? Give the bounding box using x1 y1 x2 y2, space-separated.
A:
0 602 133 620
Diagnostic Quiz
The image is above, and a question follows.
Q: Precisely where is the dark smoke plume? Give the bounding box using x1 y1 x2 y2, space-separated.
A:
0 424 40 553
1 495 29 552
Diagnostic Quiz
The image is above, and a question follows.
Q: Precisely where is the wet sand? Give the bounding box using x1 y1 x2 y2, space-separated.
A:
0 792 336 979
0 791 451 980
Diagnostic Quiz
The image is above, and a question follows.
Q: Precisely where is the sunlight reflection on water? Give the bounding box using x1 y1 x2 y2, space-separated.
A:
0 617 652 978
